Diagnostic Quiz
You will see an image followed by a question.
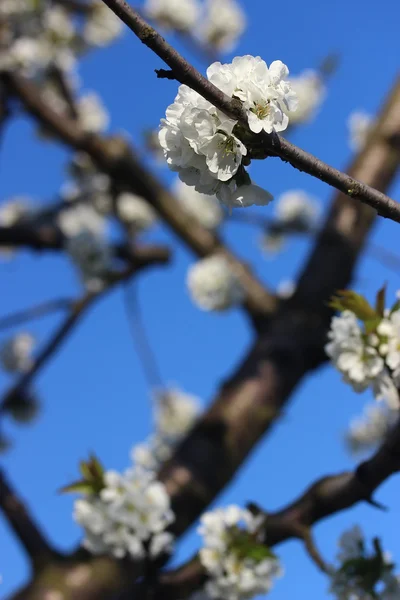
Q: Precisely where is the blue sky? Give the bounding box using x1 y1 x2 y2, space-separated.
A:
1 0 400 597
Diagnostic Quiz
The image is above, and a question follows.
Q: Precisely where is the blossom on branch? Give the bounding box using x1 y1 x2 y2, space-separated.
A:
286 69 325 124
348 111 373 152
198 505 282 600
200 0 246 53
187 255 245 311
174 179 223 230
346 402 398 456
145 0 200 32
325 289 400 408
0 333 35 374
132 386 201 470
0 197 35 257
65 230 113 292
329 526 400 600
159 56 295 210
71 457 175 560
116 193 157 234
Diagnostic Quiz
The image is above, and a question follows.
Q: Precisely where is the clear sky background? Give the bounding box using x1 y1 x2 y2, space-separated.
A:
1 0 400 597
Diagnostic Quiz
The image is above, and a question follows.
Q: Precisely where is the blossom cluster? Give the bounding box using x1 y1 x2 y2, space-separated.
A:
0 333 35 374
261 189 320 253
198 505 282 600
286 69 325 124
174 179 223 231
74 463 174 559
346 402 398 456
325 289 400 409
0 197 35 258
132 387 201 470
145 0 246 53
329 526 400 600
187 255 245 311
0 1 122 78
348 111 373 152
159 55 296 210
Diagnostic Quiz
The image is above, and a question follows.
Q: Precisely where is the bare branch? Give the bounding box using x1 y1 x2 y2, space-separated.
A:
0 298 72 332
0 468 59 569
100 0 400 224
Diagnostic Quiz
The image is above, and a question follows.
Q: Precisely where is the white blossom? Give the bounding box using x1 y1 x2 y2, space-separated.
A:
275 190 320 231
58 204 105 238
346 403 398 456
66 230 112 292
0 333 35 374
145 0 200 31
277 279 296 299
83 1 123 47
199 505 282 600
287 70 325 124
348 111 373 152
187 255 244 311
159 56 293 207
131 386 201 471
116 193 157 233
77 93 109 134
174 179 223 230
74 467 174 559
329 527 400 600
326 304 400 409
200 0 246 53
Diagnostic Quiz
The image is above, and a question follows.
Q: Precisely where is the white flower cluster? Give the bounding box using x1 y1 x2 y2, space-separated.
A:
117 193 157 234
65 230 112 292
145 0 246 52
0 333 35 374
199 505 282 600
83 1 123 47
346 403 398 456
287 70 325 124
330 526 400 600
74 467 174 559
261 190 320 254
174 179 223 231
326 305 400 409
132 387 201 471
187 255 244 311
200 0 246 53
0 0 123 78
348 111 373 152
159 56 297 210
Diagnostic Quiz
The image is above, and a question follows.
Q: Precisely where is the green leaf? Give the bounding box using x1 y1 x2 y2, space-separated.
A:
390 299 400 315
375 285 387 317
58 480 95 495
329 290 378 321
364 317 382 335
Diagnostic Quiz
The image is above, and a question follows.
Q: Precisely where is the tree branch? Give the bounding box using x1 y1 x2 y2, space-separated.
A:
0 298 72 332
0 246 171 415
100 0 400 224
2 72 277 321
0 468 59 570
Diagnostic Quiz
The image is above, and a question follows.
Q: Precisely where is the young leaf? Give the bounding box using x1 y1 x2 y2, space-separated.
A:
59 479 95 495
329 290 378 321
375 285 386 317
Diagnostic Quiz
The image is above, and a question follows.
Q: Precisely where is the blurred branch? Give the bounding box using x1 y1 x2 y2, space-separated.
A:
0 468 59 570
0 298 72 332
2 72 277 323
100 0 400 223
0 246 171 416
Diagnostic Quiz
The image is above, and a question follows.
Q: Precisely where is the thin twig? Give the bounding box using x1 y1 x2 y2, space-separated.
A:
0 468 59 570
123 281 164 390
100 0 400 224
0 298 72 332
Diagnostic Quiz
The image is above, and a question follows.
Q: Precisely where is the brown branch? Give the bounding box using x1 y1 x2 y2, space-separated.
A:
0 298 72 332
0 468 59 570
100 0 400 224
2 72 277 321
